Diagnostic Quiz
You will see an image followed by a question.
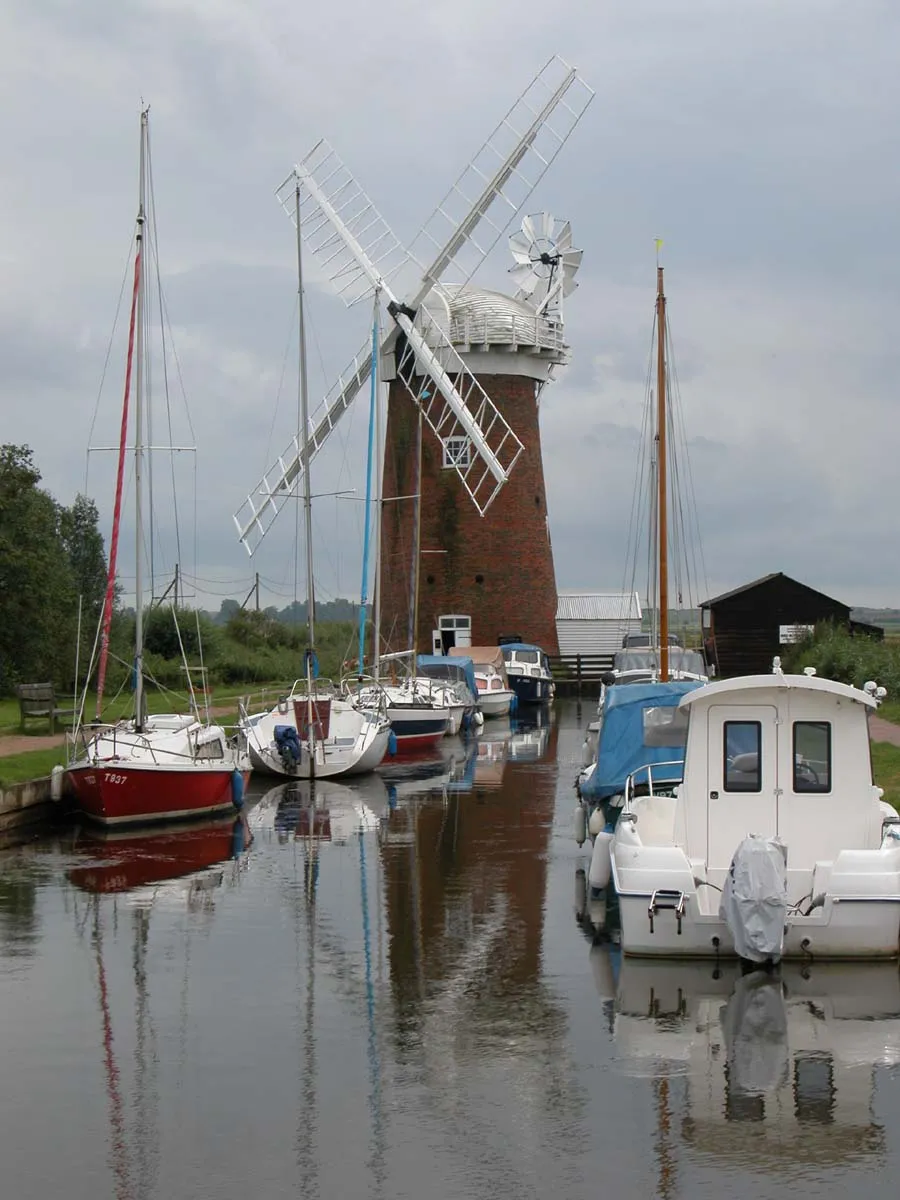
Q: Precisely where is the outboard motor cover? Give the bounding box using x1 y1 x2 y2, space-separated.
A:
274 724 302 769
719 835 788 963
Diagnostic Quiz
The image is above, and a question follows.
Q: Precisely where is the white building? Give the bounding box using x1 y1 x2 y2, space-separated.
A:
555 591 642 658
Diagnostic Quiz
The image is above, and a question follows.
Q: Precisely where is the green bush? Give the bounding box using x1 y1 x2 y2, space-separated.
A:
782 622 900 695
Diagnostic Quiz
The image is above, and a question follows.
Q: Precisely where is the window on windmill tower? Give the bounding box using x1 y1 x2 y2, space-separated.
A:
442 435 472 469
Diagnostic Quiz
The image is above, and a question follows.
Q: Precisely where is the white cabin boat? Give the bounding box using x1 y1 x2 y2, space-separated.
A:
610 661 900 960
451 645 514 718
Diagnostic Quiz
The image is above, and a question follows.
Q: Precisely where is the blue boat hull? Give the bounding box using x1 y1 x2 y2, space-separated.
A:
508 675 553 704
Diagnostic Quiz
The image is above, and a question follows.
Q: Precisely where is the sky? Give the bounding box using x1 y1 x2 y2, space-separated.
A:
2 0 899 613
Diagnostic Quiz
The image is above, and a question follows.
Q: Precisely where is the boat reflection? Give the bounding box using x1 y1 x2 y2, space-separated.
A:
66 812 253 897
593 951 899 1172
254 775 387 845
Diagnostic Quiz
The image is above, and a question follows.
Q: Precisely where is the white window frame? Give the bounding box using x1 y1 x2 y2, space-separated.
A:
442 436 471 469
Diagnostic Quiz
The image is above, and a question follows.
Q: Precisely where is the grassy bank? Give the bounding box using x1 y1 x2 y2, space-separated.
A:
871 741 900 811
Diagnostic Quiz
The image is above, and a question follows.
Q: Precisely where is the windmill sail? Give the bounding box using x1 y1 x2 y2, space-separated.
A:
235 55 593 555
286 151 523 508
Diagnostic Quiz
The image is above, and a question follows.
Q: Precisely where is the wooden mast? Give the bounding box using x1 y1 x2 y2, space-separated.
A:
656 265 669 682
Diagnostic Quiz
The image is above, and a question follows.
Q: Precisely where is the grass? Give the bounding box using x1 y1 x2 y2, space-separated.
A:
0 680 300 739
871 741 900 812
0 746 68 788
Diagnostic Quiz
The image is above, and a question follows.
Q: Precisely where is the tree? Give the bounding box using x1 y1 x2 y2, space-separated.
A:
0 445 78 692
59 493 109 624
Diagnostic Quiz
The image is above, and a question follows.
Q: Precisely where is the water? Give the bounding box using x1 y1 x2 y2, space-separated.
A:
2 701 900 1199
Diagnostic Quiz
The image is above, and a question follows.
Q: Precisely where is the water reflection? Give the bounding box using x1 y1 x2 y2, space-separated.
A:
594 951 900 1181
66 813 252 897
377 711 576 1168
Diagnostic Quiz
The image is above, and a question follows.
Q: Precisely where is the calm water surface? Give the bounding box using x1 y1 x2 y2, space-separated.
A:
2 701 900 1199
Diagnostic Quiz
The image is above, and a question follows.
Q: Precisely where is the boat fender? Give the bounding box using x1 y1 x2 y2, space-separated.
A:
50 764 65 802
474 711 484 729
510 694 518 715
574 803 586 846
574 868 587 922
277 697 289 715
589 831 613 892
231 768 245 810
588 807 605 838
388 730 398 757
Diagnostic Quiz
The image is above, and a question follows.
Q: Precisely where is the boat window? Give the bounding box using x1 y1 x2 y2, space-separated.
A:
724 721 761 792
515 650 539 664
793 721 831 793
642 706 690 747
195 740 225 761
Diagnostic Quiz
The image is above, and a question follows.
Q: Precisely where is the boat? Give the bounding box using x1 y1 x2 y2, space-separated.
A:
238 176 392 780
499 642 555 704
577 679 702 815
451 645 515 718
241 679 391 778
415 653 480 734
607 645 708 687
608 661 900 960
66 109 251 827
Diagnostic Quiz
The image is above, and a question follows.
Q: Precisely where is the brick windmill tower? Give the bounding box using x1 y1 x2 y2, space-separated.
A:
379 214 582 657
233 59 593 663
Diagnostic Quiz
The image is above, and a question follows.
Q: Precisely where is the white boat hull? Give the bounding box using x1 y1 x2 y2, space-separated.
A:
477 689 513 718
611 841 900 960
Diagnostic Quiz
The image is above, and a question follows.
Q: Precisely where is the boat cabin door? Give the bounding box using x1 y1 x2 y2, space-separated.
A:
437 614 471 654
705 705 779 869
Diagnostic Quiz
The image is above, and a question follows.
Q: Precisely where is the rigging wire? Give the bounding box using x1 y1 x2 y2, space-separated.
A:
145 121 185 589
84 233 137 496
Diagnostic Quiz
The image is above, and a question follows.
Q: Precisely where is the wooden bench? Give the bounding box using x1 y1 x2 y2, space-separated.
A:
15 682 76 734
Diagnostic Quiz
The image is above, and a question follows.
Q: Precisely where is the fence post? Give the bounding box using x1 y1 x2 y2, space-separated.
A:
576 654 582 697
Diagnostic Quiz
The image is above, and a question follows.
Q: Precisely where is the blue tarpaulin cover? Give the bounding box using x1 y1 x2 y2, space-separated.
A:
580 680 704 801
416 654 478 701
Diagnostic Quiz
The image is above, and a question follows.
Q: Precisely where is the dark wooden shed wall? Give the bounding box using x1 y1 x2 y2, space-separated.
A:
703 574 851 678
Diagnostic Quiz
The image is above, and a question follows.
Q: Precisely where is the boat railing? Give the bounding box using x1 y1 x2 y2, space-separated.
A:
623 759 686 811
339 674 391 718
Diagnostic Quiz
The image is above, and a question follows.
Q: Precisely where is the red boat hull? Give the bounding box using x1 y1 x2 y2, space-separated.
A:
67 764 251 827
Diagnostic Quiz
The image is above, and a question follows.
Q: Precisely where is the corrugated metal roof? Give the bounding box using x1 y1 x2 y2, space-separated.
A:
556 591 642 621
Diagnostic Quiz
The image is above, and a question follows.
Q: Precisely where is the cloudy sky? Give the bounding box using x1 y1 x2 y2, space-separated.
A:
2 0 898 613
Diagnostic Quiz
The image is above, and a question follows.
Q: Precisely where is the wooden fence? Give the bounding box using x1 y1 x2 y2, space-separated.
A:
547 654 615 696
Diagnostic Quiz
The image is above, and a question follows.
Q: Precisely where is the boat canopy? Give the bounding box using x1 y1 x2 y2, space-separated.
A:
499 642 551 667
416 654 477 699
580 680 704 801
450 645 505 672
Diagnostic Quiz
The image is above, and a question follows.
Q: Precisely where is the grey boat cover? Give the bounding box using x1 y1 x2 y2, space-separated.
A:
719 834 788 963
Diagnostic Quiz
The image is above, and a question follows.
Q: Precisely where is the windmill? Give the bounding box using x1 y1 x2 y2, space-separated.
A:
234 55 593 655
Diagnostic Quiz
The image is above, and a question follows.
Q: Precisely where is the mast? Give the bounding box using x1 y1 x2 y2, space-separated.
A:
372 314 383 681
407 408 423 658
656 265 669 682
357 297 380 685
134 110 149 731
296 183 317 773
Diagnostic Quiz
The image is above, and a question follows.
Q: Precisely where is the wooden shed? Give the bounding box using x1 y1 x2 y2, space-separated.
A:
701 572 881 678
